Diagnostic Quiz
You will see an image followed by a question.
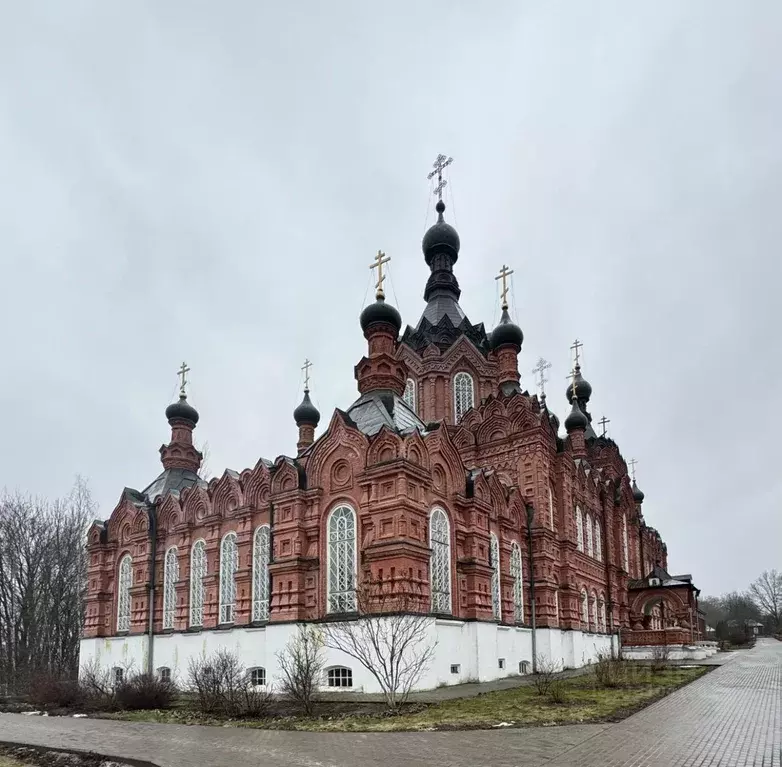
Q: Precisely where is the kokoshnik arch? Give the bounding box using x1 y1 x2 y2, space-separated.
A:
80 161 711 693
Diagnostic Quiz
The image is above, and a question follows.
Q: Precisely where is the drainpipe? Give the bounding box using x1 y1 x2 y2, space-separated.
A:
146 501 159 676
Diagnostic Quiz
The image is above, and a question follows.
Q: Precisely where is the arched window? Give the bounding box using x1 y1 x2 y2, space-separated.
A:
157 667 171 682
510 541 523 623
585 513 594 557
162 547 178 630
622 514 629 572
591 591 598 632
594 520 602 562
249 667 266 687
576 506 584 552
189 539 207 627
117 554 132 633
327 666 353 688
453 372 475 422
429 508 452 613
327 505 357 613
403 378 417 412
252 525 271 622
553 589 560 626
219 532 239 624
599 593 607 632
580 589 589 628
490 532 501 620
548 486 555 530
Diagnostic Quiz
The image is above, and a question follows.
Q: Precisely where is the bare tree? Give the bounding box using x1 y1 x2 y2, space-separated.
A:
276 625 325 715
0 477 93 693
321 583 437 712
532 654 561 696
748 570 782 631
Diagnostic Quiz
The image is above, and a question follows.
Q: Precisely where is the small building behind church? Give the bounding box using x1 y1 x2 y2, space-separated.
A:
80 178 710 693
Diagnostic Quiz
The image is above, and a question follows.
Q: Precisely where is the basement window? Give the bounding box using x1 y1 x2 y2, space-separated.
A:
327 667 353 688
450 664 461 674
498 658 506 670
157 667 171 683
519 661 531 674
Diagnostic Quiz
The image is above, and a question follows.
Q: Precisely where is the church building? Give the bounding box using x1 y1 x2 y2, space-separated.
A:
80 162 709 692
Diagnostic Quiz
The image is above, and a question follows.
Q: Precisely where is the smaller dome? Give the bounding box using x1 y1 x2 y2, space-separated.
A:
293 389 321 427
422 200 460 264
360 294 402 334
490 308 524 351
632 480 645 503
165 394 199 425
564 398 588 432
565 364 592 403
549 410 560 431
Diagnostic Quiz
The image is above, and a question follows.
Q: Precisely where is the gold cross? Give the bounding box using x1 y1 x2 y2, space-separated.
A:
532 357 552 397
629 458 638 482
302 358 313 390
598 415 611 437
369 250 391 298
495 264 514 310
570 338 584 368
177 361 190 397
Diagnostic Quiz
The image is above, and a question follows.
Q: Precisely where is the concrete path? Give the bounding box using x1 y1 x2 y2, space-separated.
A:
0 639 778 767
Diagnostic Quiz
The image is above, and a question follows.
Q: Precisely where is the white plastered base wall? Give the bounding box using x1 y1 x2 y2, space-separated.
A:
79 621 618 693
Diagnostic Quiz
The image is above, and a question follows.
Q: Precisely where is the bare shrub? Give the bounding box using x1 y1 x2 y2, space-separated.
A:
650 644 670 674
115 673 176 711
28 673 85 709
78 659 121 711
593 652 624 688
532 655 562 696
276 625 325 716
321 583 437 712
548 678 567 704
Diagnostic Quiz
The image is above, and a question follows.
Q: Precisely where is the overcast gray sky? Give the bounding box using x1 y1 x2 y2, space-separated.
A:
1 2 779 596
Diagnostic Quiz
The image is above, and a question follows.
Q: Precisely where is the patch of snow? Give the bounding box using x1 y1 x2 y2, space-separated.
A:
21 711 41 716
72 713 88 718
492 721 515 728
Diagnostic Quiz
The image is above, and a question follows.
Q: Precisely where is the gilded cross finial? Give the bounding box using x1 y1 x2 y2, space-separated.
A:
369 250 391 298
629 457 638 482
570 338 584 368
427 153 453 201
532 356 552 398
302 358 313 391
495 264 514 310
177 361 190 397
598 415 611 437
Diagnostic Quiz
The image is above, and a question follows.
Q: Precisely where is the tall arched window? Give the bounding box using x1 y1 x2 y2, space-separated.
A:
554 589 560 626
510 541 523 623
453 372 474 422
189 539 207 627
594 520 602 562
219 532 239 624
622 514 629 572
490 532 501 620
599 592 607 632
403 378 417 412
429 508 452 613
162 547 178 630
327 505 357 613
576 506 584 552
585 513 594 557
580 589 589 628
591 591 598 632
117 554 132 633
548 486 555 530
252 525 271 622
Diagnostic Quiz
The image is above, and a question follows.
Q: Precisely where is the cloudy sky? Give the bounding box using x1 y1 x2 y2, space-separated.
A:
1 2 779 596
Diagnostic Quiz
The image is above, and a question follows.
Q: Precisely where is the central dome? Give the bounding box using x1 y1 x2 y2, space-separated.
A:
422 200 460 264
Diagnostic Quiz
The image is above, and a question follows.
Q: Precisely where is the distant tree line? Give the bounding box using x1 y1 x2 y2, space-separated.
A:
0 477 93 694
700 569 782 641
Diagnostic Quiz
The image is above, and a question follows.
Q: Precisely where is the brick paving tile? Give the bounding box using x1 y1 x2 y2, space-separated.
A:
0 639 778 767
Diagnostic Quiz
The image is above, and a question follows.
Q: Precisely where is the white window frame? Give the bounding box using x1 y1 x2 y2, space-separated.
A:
595 520 603 562
586 513 594 558
189 539 207 627
622 514 629 572
157 666 172 682
249 667 266 687
599 593 607 632
252 525 271 622
117 554 132 633
326 666 353 688
490 532 501 620
403 378 417 412
453 372 475 422
429 508 452 614
219 531 239 625
162 546 178 630
327 505 357 614
581 589 589 628
548 486 554 530
510 541 523 623
576 506 584 552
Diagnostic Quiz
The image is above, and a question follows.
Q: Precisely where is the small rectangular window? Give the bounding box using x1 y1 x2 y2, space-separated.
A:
113 667 124 685
498 658 506 670
250 668 266 687
450 664 460 674
158 667 171 683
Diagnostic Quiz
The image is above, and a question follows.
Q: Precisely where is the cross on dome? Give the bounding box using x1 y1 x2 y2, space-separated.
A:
427 153 453 201
495 264 514 310
369 250 390 298
177 361 190 397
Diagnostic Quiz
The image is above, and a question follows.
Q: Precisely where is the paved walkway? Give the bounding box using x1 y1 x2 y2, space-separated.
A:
0 639 778 767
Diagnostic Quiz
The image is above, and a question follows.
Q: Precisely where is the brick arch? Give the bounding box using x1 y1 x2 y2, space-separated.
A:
630 588 688 616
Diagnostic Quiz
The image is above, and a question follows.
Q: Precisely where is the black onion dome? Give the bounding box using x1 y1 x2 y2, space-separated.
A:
293 389 320 426
632 480 645 503
490 308 524 351
549 410 560 431
422 200 460 264
564 398 588 432
360 294 402 334
565 364 592 403
165 394 199 425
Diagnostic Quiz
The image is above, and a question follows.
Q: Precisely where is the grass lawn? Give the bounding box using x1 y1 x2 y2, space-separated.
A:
0 758 29 767
111 665 708 732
